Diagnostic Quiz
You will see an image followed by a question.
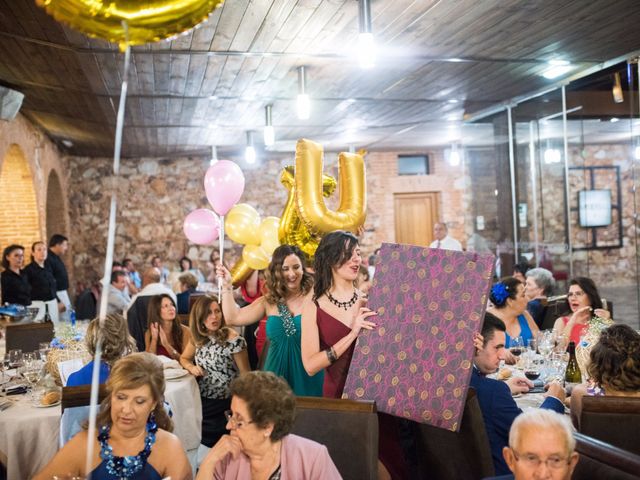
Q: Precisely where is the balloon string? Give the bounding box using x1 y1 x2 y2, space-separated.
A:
218 215 224 300
85 25 131 479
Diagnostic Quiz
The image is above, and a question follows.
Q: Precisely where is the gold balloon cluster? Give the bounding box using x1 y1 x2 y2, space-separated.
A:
36 0 225 51
226 138 367 286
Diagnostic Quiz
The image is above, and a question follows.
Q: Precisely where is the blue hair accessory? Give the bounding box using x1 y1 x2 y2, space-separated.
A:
491 283 509 306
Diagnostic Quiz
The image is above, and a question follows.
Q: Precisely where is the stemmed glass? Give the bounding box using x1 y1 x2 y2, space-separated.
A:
8 349 23 370
524 355 541 382
509 336 525 357
22 354 43 402
537 331 554 359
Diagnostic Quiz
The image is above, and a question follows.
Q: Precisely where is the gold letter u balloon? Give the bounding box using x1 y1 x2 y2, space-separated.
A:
279 138 367 260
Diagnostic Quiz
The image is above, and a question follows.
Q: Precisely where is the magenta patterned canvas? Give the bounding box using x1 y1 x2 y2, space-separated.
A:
343 243 495 431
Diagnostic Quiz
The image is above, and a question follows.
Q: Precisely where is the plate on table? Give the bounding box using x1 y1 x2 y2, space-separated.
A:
34 400 61 408
164 369 188 380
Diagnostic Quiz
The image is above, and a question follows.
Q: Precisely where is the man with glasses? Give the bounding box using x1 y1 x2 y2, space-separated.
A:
501 409 579 480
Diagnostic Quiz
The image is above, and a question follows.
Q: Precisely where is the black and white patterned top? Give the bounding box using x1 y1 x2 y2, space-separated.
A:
195 335 247 400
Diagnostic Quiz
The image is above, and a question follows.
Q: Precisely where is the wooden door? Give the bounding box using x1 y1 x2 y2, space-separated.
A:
394 192 440 246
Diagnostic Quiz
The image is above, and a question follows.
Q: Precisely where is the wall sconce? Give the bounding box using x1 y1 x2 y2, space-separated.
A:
448 143 462 166
264 105 275 146
612 72 624 104
245 131 256 164
357 0 375 68
543 140 561 164
297 66 310 120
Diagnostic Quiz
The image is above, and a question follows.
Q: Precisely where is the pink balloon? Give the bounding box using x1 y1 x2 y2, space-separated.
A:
183 209 220 245
204 160 245 216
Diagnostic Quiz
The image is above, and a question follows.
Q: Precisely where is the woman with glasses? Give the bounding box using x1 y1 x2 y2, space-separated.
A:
552 277 611 345
180 295 249 450
196 371 340 479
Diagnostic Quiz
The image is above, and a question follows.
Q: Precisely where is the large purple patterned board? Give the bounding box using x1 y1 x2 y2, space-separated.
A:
343 243 495 431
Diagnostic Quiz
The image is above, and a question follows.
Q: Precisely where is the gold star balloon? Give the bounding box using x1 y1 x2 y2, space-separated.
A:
36 0 225 51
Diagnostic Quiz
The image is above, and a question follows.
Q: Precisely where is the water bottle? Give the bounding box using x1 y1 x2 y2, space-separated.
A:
70 308 76 328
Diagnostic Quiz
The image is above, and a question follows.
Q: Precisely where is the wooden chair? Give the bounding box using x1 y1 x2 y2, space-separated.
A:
5 321 54 353
61 384 108 413
177 313 190 326
291 396 378 480
539 295 568 331
573 432 640 480
577 395 640 456
188 292 206 313
415 388 494 480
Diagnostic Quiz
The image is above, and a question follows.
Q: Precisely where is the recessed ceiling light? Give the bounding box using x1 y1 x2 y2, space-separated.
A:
61 139 73 147
541 60 575 79
610 117 620 123
209 95 218 100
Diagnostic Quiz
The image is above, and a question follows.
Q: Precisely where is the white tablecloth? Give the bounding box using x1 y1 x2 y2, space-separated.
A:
0 374 202 480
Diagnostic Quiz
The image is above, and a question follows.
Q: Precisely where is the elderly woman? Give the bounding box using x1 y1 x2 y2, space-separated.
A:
570 324 640 424
176 272 200 314
487 276 539 350
196 371 340 479
180 295 250 449
67 313 137 386
35 353 192 480
1 244 31 306
524 267 555 328
553 277 612 345
145 294 192 361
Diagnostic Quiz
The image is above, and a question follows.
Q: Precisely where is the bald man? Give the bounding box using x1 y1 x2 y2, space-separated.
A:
429 222 462 251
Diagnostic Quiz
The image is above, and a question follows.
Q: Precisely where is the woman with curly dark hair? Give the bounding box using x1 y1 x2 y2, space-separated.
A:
196 371 340 480
217 244 324 396
487 276 539 350
144 294 192 361
570 324 640 423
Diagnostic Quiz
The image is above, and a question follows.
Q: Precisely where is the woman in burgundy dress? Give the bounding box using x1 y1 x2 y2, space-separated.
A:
301 230 407 479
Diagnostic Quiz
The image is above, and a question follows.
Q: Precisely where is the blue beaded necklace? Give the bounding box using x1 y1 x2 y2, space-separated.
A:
98 415 157 478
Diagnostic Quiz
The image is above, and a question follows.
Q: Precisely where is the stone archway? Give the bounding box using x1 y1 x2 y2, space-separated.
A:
46 170 67 239
0 144 40 252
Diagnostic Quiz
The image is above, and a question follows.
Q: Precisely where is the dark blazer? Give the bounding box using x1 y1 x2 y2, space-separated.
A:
470 367 564 475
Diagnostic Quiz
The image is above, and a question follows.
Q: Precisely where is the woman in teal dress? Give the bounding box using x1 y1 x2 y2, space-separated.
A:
218 245 323 396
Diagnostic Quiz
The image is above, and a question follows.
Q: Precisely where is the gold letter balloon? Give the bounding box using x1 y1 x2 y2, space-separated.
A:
36 0 225 51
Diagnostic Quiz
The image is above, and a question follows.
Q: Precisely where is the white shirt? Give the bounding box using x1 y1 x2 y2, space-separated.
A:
429 235 463 251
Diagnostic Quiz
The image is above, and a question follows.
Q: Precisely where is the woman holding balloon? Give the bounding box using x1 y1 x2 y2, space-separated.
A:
216 244 324 397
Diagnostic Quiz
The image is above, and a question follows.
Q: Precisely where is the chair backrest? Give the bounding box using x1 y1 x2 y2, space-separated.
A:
177 313 190 326
126 295 152 352
61 384 108 413
5 321 54 353
415 388 494 480
188 292 206 313
573 432 640 480
578 395 640 455
291 396 378 480
540 295 568 330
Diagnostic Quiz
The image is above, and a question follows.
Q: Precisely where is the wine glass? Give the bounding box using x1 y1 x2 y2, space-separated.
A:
8 349 23 369
22 356 43 402
509 336 525 358
38 342 50 361
524 355 541 382
554 333 568 354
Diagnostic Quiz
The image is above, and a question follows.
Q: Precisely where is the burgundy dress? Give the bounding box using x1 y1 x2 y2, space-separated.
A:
316 304 355 398
315 304 408 479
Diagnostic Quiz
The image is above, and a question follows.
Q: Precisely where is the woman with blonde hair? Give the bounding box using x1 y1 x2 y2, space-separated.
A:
180 295 250 449
145 293 192 360
35 353 192 480
67 313 136 386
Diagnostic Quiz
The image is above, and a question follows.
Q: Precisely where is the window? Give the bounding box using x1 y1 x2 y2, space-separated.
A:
398 154 429 175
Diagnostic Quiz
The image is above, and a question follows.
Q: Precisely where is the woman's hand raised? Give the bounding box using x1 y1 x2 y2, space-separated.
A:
149 322 159 342
351 307 377 337
215 264 233 289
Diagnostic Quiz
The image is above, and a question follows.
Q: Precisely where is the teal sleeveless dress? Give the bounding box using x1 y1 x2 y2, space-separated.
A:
263 303 324 396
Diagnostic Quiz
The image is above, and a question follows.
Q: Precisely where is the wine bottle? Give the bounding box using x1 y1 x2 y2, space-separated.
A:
43 303 52 323
564 341 582 385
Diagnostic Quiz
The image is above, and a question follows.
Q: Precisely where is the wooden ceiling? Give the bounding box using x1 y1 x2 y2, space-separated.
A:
2 0 640 158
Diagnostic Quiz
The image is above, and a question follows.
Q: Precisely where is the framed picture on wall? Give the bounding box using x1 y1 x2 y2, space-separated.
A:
578 189 612 227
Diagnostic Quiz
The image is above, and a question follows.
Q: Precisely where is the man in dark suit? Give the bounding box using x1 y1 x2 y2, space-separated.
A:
471 312 566 475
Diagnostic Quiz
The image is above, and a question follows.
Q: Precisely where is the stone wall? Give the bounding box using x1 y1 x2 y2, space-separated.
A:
67 148 468 285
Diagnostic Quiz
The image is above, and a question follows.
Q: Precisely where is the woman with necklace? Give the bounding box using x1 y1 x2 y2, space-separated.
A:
145 294 192 361
217 245 323 396
34 352 192 480
301 230 408 480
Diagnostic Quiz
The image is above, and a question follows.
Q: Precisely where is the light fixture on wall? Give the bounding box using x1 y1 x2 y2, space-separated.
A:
540 59 575 79
264 105 275 146
245 131 256 164
448 143 462 166
357 0 376 68
543 140 561 164
612 72 624 103
209 145 218 166
297 66 310 120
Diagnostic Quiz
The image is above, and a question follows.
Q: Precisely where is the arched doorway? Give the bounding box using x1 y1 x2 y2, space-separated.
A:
46 170 67 239
0 144 40 252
